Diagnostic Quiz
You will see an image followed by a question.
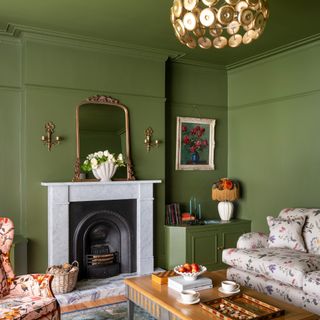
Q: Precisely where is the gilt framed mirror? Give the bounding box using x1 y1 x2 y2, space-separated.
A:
73 95 135 181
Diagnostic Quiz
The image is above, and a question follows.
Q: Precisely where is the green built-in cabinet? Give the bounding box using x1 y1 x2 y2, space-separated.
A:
164 219 251 270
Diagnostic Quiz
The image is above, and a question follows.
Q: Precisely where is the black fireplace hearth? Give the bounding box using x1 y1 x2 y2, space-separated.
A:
69 200 136 279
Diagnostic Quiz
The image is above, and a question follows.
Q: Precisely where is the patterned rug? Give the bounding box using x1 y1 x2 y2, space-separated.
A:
62 301 155 320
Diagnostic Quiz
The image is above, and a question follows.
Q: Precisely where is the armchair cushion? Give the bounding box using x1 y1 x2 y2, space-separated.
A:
279 208 320 255
222 247 320 288
267 216 307 252
0 294 57 320
237 232 268 249
10 274 54 298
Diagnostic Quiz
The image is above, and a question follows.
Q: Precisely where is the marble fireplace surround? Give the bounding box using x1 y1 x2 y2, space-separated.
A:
41 180 161 275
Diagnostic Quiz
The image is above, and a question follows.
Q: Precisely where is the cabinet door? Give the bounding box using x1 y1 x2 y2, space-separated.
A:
186 230 219 271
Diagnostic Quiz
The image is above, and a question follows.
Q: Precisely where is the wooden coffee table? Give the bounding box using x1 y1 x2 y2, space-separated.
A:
124 270 318 320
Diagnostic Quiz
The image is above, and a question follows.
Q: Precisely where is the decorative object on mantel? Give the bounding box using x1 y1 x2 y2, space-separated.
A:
81 150 126 181
170 0 269 49
144 127 161 152
176 116 215 170
73 95 135 181
41 121 62 151
212 178 240 221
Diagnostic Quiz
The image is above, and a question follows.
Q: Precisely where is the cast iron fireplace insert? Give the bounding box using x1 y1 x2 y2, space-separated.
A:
69 199 136 279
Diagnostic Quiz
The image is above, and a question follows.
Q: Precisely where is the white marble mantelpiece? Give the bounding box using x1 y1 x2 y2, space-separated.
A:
41 180 161 275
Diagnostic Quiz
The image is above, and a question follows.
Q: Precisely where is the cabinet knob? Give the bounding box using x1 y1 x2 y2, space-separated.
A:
217 246 224 250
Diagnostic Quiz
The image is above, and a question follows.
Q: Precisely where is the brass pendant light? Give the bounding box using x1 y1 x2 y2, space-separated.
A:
170 0 269 49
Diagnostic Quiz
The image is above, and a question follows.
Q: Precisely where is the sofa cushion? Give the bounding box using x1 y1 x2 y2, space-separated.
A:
222 247 320 288
0 295 57 320
303 271 320 297
279 208 320 255
267 216 307 252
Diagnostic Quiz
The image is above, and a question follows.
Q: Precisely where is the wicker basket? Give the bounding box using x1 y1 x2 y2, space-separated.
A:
46 261 79 294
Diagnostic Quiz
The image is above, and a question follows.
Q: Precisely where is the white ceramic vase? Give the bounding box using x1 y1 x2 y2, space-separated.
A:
218 201 234 221
92 161 118 181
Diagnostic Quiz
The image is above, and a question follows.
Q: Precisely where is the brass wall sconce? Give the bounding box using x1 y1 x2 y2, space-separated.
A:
41 121 62 151
144 127 161 152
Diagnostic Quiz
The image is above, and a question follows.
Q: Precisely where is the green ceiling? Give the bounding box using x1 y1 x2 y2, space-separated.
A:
1 0 320 66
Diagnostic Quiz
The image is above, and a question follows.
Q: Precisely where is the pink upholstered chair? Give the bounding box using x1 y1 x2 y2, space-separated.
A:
0 217 60 319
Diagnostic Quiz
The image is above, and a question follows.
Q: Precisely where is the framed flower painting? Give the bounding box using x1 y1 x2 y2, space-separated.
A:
175 117 216 170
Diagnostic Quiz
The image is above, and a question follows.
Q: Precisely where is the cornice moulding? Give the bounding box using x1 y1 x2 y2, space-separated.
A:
6 23 184 62
227 33 320 71
5 24 320 71
171 57 226 71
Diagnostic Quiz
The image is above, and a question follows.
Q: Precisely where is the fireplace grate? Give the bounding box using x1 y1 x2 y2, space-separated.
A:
85 244 120 278
86 252 118 266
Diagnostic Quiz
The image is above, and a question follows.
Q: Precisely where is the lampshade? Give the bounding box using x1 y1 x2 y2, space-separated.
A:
212 178 240 201
170 0 269 49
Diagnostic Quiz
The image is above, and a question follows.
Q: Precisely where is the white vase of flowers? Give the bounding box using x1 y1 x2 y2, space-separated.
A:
81 150 125 181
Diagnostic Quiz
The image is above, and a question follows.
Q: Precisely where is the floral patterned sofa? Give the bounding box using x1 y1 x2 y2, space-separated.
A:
0 217 60 319
222 208 320 315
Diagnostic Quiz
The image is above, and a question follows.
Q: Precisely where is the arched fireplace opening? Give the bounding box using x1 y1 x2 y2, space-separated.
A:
69 200 136 279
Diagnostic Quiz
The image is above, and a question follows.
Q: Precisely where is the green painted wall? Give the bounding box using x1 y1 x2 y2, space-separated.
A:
0 37 22 234
228 41 320 232
0 31 171 272
166 62 228 218
3 25 320 273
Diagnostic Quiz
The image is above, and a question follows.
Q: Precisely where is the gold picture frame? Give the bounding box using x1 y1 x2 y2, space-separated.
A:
175 116 216 171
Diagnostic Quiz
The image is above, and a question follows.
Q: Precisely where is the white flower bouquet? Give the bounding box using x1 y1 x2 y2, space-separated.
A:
81 150 126 174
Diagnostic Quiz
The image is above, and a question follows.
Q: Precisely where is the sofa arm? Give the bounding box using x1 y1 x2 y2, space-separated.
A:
9 274 54 297
237 232 269 249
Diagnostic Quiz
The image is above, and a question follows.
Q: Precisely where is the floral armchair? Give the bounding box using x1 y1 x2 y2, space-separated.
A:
0 217 60 320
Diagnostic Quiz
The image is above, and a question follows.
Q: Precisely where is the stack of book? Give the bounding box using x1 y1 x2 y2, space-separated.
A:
165 203 181 225
168 276 213 292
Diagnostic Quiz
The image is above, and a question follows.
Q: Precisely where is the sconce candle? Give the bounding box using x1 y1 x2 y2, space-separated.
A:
144 127 161 151
41 121 62 151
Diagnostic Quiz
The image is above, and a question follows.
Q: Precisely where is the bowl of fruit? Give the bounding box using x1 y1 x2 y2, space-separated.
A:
174 263 207 281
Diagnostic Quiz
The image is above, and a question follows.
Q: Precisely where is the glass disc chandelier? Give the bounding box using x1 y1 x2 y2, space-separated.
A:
170 0 269 49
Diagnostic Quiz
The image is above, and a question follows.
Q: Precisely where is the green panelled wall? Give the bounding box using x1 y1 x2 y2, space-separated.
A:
0 31 170 272
1 29 228 272
5 24 319 272
228 41 320 232
0 37 22 234
166 62 228 218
